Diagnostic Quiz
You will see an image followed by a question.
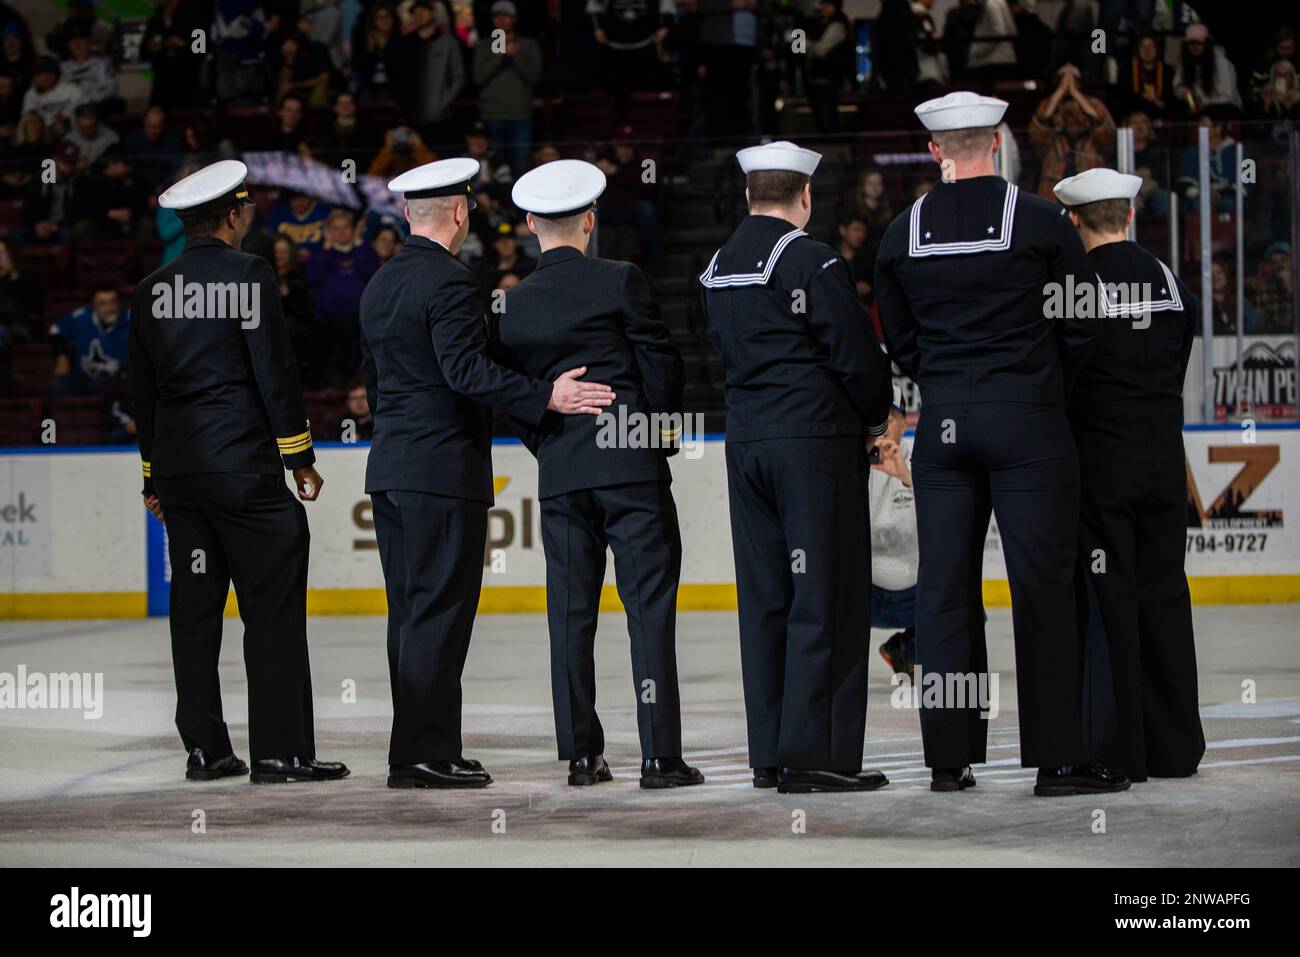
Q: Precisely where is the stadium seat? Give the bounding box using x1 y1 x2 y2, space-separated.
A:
10 344 52 397
75 242 137 288
0 397 43 444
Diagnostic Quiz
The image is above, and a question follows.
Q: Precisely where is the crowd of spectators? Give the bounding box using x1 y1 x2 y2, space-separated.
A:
0 1 1296 445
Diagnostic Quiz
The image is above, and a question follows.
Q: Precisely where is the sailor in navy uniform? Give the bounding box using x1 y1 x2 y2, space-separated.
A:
360 158 615 789
498 160 703 789
699 141 894 794
1054 168 1205 782
130 160 349 784
875 93 1129 796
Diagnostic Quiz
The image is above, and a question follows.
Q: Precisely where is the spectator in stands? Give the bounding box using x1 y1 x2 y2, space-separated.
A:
1209 257 1258 336
1126 110 1170 216
323 374 374 441
1174 23 1241 113
21 58 84 138
267 188 333 254
835 213 873 303
472 1 540 178
153 166 195 267
371 225 402 263
587 0 674 108
806 0 853 133
64 102 119 168
872 0 917 93
1 22 33 89
697 0 758 137
61 27 118 111
1008 0 1051 84
312 90 380 155
353 1 400 101
1176 108 1241 213
180 115 236 168
393 0 464 151
939 0 979 82
1029 65 1116 198
853 166 896 238
48 284 130 398
20 138 79 244
271 26 333 107
1249 241 1295 334
1251 59 1300 120
0 237 42 343
0 67 21 143
211 0 272 104
1249 26 1298 105
2 111 48 196
122 106 184 195
300 0 348 70
272 233 316 382
595 123 661 270
46 0 112 58
1112 31 1179 119
464 118 512 194
965 0 1017 85
367 123 436 178
269 92 311 154
144 0 206 109
911 0 946 86
306 208 380 386
70 146 152 243
478 219 534 291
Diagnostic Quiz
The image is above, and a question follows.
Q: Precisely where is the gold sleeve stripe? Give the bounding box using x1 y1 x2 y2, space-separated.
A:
141 460 151 477
659 427 682 440
277 428 313 453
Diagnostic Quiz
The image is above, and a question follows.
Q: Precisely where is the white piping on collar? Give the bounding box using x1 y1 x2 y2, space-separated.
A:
1096 259 1184 316
699 228 807 287
908 182 1018 257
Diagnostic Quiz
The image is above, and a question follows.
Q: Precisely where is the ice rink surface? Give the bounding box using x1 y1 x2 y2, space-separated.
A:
0 606 1296 867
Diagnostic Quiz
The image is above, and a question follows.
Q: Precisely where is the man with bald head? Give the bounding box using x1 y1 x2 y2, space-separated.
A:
360 159 615 789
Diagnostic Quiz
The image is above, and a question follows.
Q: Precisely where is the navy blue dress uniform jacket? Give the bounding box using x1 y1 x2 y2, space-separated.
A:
699 214 892 440
1070 240 1197 463
129 236 315 493
359 234 552 504
496 246 685 499
874 177 1099 405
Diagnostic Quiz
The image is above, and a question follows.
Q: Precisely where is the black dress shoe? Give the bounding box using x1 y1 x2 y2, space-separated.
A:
777 768 889 793
250 757 351 784
568 754 612 786
452 756 484 773
640 757 705 789
753 766 779 789
185 748 249 781
387 761 492 789
931 766 976 792
1034 762 1130 797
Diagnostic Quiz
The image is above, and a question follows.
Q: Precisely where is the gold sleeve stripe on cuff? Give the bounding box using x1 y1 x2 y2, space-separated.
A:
277 429 313 452
659 427 682 440
141 461 151 477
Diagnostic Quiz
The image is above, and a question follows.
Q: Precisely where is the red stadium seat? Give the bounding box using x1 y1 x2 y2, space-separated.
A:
75 242 136 288
10 344 52 397
0 397 43 440
48 396 104 429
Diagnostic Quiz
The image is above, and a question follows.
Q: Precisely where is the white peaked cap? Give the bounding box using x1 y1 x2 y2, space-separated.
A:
511 159 607 217
735 140 822 176
388 157 480 198
914 91 1009 132
1053 168 1143 206
158 160 255 212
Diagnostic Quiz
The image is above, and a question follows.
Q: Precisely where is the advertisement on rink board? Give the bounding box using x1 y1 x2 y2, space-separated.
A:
1 424 1298 617
1184 336 1298 422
